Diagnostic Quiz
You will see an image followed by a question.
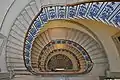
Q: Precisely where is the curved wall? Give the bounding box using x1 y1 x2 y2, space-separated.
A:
75 19 120 72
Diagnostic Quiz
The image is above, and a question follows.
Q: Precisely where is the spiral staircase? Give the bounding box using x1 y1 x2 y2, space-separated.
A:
2 0 120 80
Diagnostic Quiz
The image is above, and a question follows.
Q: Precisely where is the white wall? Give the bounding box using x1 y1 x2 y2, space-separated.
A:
0 0 31 36
75 19 120 72
0 33 7 72
12 75 100 80
0 0 31 72
0 0 14 29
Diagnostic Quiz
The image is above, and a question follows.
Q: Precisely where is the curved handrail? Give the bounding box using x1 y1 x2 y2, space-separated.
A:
0 0 16 31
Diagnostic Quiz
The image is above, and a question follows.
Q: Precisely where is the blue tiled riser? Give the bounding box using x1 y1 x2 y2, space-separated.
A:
45 39 92 62
24 2 120 73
